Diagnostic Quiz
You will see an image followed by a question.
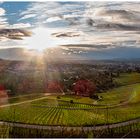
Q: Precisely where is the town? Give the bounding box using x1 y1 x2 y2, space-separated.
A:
1 58 140 98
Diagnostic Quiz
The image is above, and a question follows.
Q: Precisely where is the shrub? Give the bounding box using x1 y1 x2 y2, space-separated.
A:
90 94 99 100
57 96 61 99
70 100 74 104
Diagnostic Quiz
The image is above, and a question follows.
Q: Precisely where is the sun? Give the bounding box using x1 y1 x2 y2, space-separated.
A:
24 27 58 52
24 26 81 52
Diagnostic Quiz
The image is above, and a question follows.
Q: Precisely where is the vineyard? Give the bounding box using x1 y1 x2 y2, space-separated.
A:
0 72 140 137
0 82 140 126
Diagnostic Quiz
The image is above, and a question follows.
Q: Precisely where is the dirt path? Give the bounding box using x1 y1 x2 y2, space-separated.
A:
0 117 140 131
94 88 137 109
0 90 136 109
0 94 51 108
31 89 137 110
7 93 43 99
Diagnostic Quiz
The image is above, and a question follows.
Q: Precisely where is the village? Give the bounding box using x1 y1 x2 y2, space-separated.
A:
0 59 140 99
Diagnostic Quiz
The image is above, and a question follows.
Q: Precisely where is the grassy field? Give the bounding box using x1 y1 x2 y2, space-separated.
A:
0 72 140 127
114 72 140 86
0 93 46 106
46 95 96 104
96 83 138 105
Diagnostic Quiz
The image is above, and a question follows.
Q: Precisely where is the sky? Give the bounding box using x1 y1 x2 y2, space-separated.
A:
0 1 140 60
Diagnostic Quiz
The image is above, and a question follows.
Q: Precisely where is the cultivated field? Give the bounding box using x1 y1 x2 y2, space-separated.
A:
0 72 140 137
0 73 140 126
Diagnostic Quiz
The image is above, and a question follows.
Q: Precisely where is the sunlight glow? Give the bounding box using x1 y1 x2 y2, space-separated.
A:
24 27 81 52
24 27 58 51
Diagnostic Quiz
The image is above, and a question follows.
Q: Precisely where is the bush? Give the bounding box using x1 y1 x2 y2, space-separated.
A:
57 96 61 99
90 94 99 100
70 100 74 104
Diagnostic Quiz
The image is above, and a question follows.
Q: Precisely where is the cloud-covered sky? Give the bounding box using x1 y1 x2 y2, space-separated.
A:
0 1 140 60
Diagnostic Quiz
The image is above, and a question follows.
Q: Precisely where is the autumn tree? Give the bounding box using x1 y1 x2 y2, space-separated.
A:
73 79 96 96
47 81 64 93
0 84 8 105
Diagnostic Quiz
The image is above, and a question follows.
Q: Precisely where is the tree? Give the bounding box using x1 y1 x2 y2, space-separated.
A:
47 81 64 93
0 84 8 104
70 100 74 103
73 79 96 96
0 84 5 91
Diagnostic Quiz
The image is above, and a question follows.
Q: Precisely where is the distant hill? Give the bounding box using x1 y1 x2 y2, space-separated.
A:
1 47 140 64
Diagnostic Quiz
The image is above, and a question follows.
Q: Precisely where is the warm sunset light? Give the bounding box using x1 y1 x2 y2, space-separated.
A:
0 1 140 138
24 27 81 52
24 27 56 51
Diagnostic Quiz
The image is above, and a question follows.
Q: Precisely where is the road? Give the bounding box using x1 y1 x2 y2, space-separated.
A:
0 118 140 131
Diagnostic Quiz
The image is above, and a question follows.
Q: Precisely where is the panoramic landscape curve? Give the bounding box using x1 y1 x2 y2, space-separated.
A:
0 1 140 138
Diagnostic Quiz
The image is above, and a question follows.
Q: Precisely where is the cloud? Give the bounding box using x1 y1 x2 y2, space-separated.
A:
19 2 86 27
59 37 140 52
17 2 140 30
52 32 80 37
1 2 140 60
94 8 140 24
61 44 112 51
0 8 5 16
9 23 32 29
94 22 140 31
0 7 8 28
19 14 36 21
0 39 25 48
59 45 140 60
0 29 32 40
19 2 61 23
45 16 62 23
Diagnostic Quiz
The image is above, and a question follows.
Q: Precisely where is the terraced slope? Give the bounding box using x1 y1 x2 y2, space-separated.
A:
0 72 140 126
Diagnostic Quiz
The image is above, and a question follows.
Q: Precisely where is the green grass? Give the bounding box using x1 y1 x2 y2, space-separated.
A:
46 95 96 104
114 72 140 86
0 72 140 126
1 93 45 105
0 125 10 138
0 83 140 126
96 83 138 105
